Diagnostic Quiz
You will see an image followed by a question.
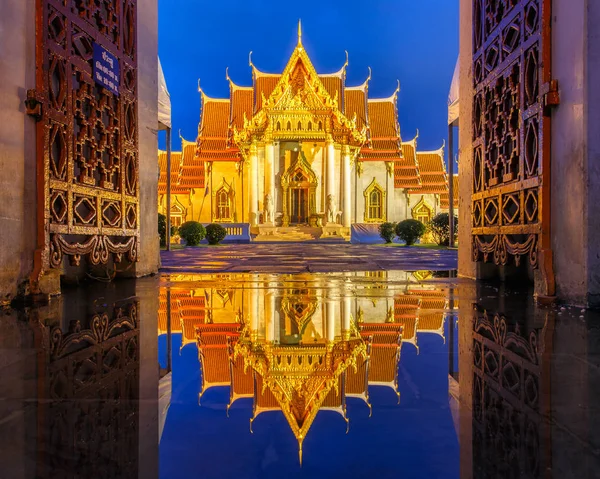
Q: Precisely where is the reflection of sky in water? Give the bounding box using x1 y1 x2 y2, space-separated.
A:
158 272 459 479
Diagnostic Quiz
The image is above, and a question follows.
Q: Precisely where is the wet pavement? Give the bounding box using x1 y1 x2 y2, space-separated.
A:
2 252 600 478
160 243 458 274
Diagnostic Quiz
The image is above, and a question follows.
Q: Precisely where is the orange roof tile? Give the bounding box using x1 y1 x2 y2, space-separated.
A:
158 151 185 194
318 75 343 105
254 74 280 112
440 175 459 209
179 139 206 189
230 86 254 130
345 88 368 130
409 149 447 195
361 99 403 163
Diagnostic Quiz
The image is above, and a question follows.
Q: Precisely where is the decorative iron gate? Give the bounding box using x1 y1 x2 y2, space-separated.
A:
472 0 557 295
31 0 139 282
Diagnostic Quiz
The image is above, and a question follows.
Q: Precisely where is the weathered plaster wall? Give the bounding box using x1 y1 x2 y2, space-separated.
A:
133 0 160 277
458 0 477 280
586 0 600 308
551 0 588 304
0 0 36 301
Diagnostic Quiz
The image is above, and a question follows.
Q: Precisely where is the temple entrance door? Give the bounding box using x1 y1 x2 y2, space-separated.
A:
290 188 309 225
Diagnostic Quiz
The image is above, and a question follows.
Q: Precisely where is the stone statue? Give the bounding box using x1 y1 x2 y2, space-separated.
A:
326 194 337 224
264 193 274 224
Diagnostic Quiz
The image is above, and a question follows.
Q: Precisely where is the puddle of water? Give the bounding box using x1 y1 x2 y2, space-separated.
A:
1 271 599 478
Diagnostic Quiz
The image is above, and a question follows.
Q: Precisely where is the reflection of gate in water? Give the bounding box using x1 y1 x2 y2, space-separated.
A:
471 0 558 295
33 0 139 281
472 311 546 477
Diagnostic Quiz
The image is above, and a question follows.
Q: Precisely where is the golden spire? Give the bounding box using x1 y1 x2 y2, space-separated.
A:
298 19 302 46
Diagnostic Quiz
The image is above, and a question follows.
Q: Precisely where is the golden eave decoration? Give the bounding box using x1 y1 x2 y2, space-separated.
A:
233 326 367 465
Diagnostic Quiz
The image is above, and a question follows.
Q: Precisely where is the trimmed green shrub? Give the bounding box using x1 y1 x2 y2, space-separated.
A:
205 223 227 245
179 221 206 246
158 213 167 247
170 225 179 237
378 222 397 244
395 219 426 246
429 213 458 246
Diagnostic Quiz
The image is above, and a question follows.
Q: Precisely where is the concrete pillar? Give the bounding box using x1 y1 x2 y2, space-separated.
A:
265 141 275 225
342 145 352 227
249 140 258 226
326 136 335 222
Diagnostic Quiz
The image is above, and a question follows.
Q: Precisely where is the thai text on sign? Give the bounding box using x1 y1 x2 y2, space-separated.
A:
93 43 120 96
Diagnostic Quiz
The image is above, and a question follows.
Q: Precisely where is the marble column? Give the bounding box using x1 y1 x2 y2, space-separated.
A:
342 294 352 340
249 281 259 339
342 145 352 227
326 136 336 222
265 281 276 342
249 140 258 225
326 299 336 342
265 140 275 225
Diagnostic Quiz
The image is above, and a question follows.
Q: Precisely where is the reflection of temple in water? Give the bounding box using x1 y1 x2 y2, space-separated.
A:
158 271 451 463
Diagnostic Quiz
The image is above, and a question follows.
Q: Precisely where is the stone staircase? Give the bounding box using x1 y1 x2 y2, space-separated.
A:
252 226 319 242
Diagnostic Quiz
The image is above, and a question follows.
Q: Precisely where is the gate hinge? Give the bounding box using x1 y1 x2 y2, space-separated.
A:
25 89 43 120
542 80 560 109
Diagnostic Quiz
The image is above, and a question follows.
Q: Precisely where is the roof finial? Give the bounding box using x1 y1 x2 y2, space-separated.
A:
344 50 349 68
367 67 372 82
225 67 230 82
298 19 302 45
248 51 254 68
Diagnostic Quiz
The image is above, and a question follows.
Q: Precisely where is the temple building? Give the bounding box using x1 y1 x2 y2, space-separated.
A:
158 24 457 241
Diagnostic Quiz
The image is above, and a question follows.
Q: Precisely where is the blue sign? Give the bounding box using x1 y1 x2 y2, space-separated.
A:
93 42 120 96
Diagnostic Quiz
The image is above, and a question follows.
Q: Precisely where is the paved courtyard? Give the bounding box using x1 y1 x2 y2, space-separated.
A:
160 243 457 274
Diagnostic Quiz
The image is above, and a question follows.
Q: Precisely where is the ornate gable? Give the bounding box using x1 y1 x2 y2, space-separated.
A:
233 24 366 149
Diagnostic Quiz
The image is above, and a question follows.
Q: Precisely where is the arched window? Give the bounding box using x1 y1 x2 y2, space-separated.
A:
363 178 386 222
276 121 281 131
307 121 312 131
368 189 382 220
216 187 232 222
170 203 184 227
318 121 323 130
287 121 292 131
297 121 302 130
411 197 433 224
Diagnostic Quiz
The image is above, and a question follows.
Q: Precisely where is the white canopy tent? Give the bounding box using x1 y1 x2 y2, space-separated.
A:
158 58 172 130
447 58 459 247
158 57 174 252
448 59 459 127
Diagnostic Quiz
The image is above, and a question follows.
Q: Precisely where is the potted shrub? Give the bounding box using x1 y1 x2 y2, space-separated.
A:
158 213 167 247
378 222 397 244
178 221 206 246
205 223 227 245
428 213 458 246
395 219 426 246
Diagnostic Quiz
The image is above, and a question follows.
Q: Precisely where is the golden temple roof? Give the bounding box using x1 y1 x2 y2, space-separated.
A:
164 24 457 207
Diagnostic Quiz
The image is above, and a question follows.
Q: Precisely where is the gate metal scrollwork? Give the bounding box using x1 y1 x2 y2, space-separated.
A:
472 0 556 295
34 0 139 280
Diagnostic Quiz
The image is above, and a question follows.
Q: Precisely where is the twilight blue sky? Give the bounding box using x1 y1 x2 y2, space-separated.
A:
158 0 458 154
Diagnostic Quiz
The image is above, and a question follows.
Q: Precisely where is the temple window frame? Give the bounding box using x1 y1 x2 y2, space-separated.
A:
363 177 386 223
213 179 235 223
